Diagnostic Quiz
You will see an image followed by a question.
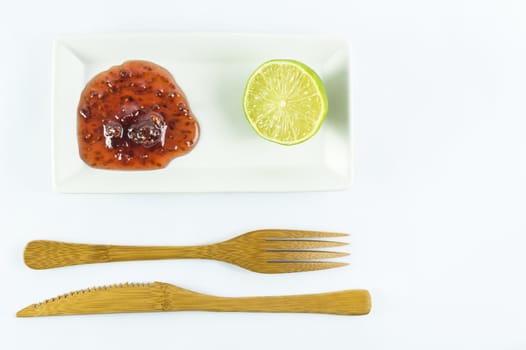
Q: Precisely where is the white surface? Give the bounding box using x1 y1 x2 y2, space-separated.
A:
53 34 350 192
1 0 525 349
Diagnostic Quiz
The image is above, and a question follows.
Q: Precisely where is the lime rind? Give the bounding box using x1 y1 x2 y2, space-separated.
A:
242 59 328 145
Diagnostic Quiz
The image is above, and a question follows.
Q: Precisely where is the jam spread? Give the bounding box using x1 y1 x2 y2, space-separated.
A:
77 60 199 170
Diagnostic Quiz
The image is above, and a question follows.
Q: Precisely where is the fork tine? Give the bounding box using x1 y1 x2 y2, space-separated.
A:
263 239 348 250
261 261 348 273
264 250 349 261
263 230 349 239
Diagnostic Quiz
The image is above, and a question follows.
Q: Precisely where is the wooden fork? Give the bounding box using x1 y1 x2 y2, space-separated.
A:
24 229 349 273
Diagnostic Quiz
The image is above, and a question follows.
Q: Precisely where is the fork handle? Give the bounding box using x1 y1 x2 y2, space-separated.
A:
174 289 371 316
24 240 213 269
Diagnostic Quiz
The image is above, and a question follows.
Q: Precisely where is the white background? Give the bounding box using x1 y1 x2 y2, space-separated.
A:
1 0 525 349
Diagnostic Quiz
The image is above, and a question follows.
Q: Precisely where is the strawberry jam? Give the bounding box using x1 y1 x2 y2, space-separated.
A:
77 60 199 170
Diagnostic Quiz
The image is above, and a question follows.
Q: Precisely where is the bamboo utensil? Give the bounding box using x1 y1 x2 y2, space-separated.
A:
16 281 371 317
24 229 349 273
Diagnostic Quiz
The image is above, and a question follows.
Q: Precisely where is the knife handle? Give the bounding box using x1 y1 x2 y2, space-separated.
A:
24 240 211 269
169 287 372 316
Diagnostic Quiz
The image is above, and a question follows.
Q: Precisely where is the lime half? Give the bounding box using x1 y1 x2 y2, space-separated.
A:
243 59 328 145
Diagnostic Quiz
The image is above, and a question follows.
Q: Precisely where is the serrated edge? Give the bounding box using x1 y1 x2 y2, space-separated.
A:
31 282 155 308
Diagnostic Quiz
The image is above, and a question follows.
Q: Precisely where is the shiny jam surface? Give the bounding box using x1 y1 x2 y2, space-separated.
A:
77 60 199 170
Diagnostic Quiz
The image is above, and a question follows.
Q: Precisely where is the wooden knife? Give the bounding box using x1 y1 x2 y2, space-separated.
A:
17 282 371 317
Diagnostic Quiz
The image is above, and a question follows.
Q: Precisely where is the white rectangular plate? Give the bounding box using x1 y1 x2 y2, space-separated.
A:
52 33 351 192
